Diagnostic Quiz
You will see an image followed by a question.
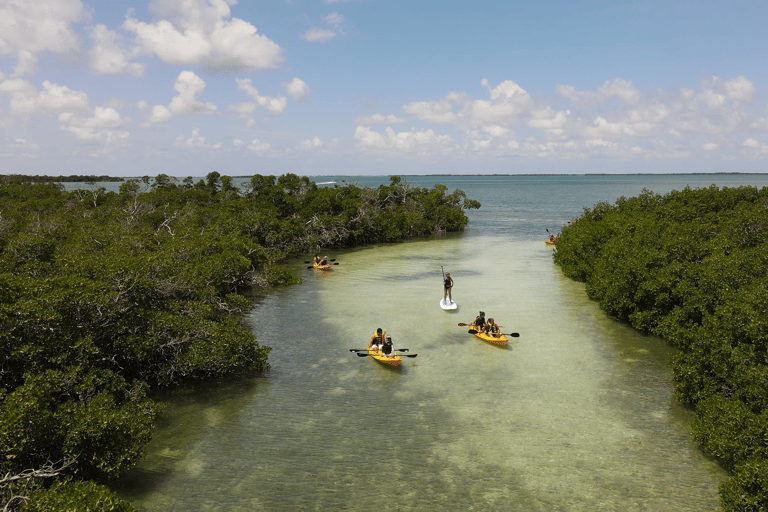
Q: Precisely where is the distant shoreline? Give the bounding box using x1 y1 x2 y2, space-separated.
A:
5 172 767 181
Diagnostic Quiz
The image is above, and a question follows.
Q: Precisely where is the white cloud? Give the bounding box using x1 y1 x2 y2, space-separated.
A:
353 113 406 125
323 12 345 28
742 138 761 148
233 78 287 115
169 71 217 115
282 77 310 102
247 138 272 154
298 136 323 151
301 27 336 43
403 91 468 124
702 75 755 104
90 24 145 76
149 105 173 124
173 127 220 149
123 0 283 73
556 78 641 108
1 79 89 117
59 106 130 145
8 138 39 149
354 126 452 153
701 142 718 151
0 0 85 76
141 71 216 126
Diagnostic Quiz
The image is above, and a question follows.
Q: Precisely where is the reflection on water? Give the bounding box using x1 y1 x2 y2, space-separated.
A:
116 238 725 511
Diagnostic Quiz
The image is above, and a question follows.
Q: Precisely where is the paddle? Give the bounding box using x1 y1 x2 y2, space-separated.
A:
349 348 411 353
356 352 417 358
462 324 520 337
468 328 520 337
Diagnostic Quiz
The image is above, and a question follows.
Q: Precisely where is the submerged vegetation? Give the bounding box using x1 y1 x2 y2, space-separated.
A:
553 185 768 511
0 173 479 511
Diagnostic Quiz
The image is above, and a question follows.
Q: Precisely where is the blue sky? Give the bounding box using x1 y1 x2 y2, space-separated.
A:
1 0 768 177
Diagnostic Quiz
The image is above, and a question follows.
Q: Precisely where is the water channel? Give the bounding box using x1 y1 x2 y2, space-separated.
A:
112 174 757 511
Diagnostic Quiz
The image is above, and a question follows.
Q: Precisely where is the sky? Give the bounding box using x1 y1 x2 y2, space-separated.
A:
1 0 768 178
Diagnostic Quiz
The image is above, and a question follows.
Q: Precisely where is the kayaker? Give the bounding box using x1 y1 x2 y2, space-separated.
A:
320 255 329 265
381 335 395 358
369 328 384 351
443 272 453 304
471 311 486 330
484 318 500 337
313 255 322 265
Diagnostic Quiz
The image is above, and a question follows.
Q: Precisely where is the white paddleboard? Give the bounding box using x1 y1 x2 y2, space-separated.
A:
440 299 457 310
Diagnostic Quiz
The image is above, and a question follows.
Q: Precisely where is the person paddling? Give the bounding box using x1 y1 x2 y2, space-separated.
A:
381 335 396 358
443 271 454 305
470 311 486 331
369 328 384 351
484 318 500 337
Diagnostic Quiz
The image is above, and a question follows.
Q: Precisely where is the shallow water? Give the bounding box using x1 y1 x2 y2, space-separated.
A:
113 174 768 510
116 238 725 511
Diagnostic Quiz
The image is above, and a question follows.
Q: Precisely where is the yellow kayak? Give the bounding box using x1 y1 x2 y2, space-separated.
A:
471 329 509 347
313 261 332 270
367 347 401 366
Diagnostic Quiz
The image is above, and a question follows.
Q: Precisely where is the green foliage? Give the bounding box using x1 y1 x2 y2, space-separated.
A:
22 479 138 512
553 184 768 510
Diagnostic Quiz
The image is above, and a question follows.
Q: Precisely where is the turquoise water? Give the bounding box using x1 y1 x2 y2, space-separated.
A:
112 174 768 511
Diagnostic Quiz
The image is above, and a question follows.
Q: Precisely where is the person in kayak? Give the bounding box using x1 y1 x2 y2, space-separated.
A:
312 255 322 265
319 255 329 265
369 328 384 351
381 335 396 358
443 272 454 304
484 318 500 337
470 311 486 331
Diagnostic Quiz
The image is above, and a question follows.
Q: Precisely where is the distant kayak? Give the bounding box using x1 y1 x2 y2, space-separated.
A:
367 347 401 366
313 261 332 270
440 299 457 310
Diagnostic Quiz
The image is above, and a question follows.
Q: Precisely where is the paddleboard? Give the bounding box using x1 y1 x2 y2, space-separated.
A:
440 299 457 310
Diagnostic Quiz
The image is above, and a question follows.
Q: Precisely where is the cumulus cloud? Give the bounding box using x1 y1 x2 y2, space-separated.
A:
227 78 287 124
123 0 283 73
173 127 221 149
323 12 345 28
354 126 452 153
353 113 406 125
394 74 767 162
0 79 89 117
282 77 310 102
90 24 145 76
301 27 336 43
403 91 469 124
247 138 272 154
0 0 85 76
169 71 217 115
742 138 761 148
59 106 130 145
298 136 323 151
140 71 216 127
557 78 641 108
8 138 39 149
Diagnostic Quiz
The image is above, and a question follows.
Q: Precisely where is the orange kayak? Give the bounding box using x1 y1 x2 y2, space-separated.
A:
471 330 509 347
367 347 401 366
